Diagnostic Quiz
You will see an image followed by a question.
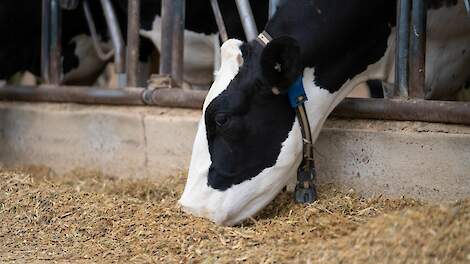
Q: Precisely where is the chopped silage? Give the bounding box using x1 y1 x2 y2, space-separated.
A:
0 167 468 263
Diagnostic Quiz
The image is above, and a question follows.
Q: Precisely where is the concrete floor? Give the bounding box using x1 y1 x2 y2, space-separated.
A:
1 101 469 202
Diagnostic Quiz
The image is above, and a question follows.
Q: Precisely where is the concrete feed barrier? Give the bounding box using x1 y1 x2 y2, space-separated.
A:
0 101 469 202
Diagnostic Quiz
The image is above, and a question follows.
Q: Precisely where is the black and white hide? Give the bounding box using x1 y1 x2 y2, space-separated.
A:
179 0 470 226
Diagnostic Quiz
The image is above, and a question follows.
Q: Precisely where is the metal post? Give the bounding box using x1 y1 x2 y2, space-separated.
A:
159 0 173 76
49 0 62 85
41 0 51 84
210 0 228 42
100 0 126 87
2 86 470 125
409 0 427 98
126 0 140 87
395 0 411 98
171 0 185 87
235 0 258 41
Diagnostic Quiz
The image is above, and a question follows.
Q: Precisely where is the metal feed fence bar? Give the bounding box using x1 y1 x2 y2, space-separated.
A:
395 0 411 98
1 85 469 126
100 0 126 88
235 0 258 41
157 0 185 87
171 0 185 87
41 0 62 85
1 0 469 128
210 0 229 42
126 0 141 87
159 0 174 77
409 0 427 98
49 0 62 85
41 0 51 84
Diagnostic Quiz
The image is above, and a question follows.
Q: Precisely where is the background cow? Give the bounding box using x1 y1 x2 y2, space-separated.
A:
0 0 269 88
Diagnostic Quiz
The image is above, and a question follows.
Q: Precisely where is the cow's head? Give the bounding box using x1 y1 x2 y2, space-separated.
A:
179 37 308 226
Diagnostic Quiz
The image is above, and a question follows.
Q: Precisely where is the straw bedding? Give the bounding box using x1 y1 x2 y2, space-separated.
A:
1 166 469 263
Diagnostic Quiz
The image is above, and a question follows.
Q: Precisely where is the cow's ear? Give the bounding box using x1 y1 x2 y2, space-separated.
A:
260 36 302 94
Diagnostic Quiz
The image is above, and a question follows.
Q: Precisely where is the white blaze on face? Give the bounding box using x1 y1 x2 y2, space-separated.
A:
179 38 302 226
179 38 382 226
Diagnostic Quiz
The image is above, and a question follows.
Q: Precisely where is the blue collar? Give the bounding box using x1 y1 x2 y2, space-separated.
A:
287 77 307 108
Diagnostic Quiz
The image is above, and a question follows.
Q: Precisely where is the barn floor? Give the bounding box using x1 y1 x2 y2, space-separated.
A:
1 167 469 263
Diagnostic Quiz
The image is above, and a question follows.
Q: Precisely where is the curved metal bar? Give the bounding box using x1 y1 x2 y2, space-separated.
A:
99 0 126 87
83 0 115 61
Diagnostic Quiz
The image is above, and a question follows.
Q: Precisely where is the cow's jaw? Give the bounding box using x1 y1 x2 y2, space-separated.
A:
179 39 302 225
179 38 378 226
178 69 336 226
180 116 302 225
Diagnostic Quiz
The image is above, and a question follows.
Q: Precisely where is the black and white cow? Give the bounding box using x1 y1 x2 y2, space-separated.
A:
179 0 470 225
0 0 116 84
129 0 270 87
0 0 269 87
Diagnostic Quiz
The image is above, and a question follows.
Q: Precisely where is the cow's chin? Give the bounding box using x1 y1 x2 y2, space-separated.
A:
178 119 303 226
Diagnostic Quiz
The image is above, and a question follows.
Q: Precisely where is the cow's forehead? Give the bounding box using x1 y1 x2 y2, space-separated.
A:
203 39 244 111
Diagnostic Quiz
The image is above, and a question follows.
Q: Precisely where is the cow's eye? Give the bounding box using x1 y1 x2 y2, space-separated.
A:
215 113 229 127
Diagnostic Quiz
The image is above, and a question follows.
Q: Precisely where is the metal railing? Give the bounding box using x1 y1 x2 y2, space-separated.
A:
0 0 469 126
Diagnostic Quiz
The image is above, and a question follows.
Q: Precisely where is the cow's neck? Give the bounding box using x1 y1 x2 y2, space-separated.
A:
260 0 396 141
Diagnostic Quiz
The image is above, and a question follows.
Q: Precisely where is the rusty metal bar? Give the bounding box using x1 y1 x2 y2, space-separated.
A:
235 0 258 41
100 0 126 87
143 88 207 109
0 85 205 109
409 0 427 98
1 86 469 125
395 0 411 98
210 0 228 42
332 98 470 126
50 0 62 85
0 85 144 105
171 0 185 87
159 0 174 76
126 0 140 87
41 0 51 83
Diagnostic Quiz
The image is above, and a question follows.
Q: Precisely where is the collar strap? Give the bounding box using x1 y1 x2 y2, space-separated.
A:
287 77 313 163
288 76 317 203
258 31 317 203
287 77 308 108
256 31 273 47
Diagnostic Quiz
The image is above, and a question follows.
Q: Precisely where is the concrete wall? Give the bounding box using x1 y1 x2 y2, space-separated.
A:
1 102 469 202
